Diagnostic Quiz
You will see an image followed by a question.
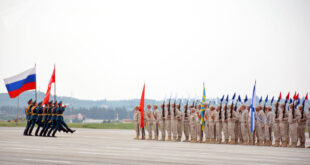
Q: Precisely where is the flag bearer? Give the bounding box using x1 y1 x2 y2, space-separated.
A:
23 99 33 136
255 106 266 146
133 106 140 139
196 104 203 143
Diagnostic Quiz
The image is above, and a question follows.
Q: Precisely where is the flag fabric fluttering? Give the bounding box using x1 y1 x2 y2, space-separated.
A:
200 83 206 131
43 66 55 105
139 84 145 128
250 81 256 132
244 95 248 103
3 67 36 98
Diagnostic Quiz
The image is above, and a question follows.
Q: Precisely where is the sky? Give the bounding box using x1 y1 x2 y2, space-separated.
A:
0 0 309 101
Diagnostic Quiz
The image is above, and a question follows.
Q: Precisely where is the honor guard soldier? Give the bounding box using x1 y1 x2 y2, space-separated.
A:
228 104 237 144
297 104 307 148
222 103 229 144
204 103 210 143
171 102 178 141
133 106 140 140
247 105 253 144
23 99 33 136
279 103 289 147
215 105 223 144
165 101 172 141
240 104 249 145
183 102 190 142
28 101 38 136
196 104 203 143
160 103 166 141
288 103 301 148
176 103 183 142
153 105 160 140
47 101 58 137
42 101 53 136
273 101 281 147
35 102 44 136
146 104 154 140
255 105 266 146
189 104 197 142
264 106 273 146
209 106 216 144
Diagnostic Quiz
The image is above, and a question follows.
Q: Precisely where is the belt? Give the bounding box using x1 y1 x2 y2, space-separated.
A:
38 114 42 116
57 114 63 116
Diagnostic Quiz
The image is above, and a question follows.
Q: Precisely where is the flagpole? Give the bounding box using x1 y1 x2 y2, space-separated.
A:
16 96 19 126
54 64 56 101
35 64 37 101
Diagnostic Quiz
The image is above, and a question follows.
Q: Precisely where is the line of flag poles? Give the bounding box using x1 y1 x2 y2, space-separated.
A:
137 81 308 142
2 64 57 125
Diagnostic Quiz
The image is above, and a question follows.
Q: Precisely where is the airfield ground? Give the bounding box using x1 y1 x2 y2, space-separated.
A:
0 127 309 164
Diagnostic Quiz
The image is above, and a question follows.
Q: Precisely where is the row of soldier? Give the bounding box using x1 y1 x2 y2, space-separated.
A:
23 99 75 137
133 100 310 148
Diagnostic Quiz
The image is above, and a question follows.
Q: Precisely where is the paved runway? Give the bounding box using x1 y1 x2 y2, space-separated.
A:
0 127 309 165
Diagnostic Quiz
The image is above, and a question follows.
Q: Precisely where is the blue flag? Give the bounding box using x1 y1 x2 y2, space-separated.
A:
250 81 256 132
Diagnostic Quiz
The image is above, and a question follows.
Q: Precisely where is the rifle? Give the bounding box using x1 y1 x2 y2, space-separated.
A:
162 101 165 118
275 102 279 119
224 103 228 120
168 99 171 116
173 100 176 117
301 100 305 119
219 102 222 120
292 100 295 119
230 102 234 119
185 100 189 117
282 101 287 119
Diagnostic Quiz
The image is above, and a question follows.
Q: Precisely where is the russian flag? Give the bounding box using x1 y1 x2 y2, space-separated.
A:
3 67 36 98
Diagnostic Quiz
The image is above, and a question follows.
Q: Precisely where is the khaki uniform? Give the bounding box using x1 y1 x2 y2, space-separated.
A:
153 109 160 140
255 110 266 144
273 108 281 146
228 108 238 143
265 111 274 145
214 109 223 143
248 110 253 144
204 109 210 142
171 107 178 140
297 110 307 147
234 110 242 143
279 107 289 146
209 110 216 142
222 107 229 143
165 108 172 140
196 108 203 142
133 109 140 139
160 109 166 141
288 107 301 147
241 109 249 144
176 108 183 141
190 108 198 142
183 109 190 141
146 109 154 139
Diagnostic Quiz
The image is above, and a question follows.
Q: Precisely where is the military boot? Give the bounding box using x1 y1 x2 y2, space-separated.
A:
134 135 139 140
225 139 229 144
217 139 222 144
297 142 305 148
183 137 189 142
154 136 158 141
141 136 146 140
272 141 280 147
167 136 172 141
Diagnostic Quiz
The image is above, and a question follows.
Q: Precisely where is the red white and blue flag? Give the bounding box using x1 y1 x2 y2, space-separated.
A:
3 67 36 98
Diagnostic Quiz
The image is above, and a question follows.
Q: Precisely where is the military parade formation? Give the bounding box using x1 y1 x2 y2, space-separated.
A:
133 92 310 148
23 98 75 137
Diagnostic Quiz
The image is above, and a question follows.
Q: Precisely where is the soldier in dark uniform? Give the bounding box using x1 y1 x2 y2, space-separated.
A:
23 99 33 136
35 102 44 136
51 101 75 137
39 102 50 136
42 101 54 136
28 101 38 136
47 101 58 137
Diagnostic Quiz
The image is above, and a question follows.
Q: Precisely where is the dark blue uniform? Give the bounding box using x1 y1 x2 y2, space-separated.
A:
28 105 38 135
47 106 58 136
23 104 33 135
35 105 44 136
42 106 53 136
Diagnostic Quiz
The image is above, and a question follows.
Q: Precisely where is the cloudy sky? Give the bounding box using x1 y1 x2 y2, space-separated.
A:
0 0 309 100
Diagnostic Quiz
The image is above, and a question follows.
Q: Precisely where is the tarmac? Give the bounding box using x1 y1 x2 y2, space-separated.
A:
0 127 310 165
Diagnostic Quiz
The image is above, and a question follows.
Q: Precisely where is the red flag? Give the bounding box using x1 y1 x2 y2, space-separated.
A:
306 92 308 100
43 66 55 105
286 92 290 100
279 92 282 100
293 92 297 100
139 84 145 128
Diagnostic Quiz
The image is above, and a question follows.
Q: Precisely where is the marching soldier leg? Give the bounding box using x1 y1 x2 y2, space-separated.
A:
280 122 288 147
147 122 152 140
297 123 306 148
172 120 178 141
289 123 298 148
273 123 280 147
241 123 248 145
228 121 235 144
210 123 215 143
223 123 229 144
166 120 172 141
35 121 42 136
190 124 197 142
23 120 31 136
28 119 36 136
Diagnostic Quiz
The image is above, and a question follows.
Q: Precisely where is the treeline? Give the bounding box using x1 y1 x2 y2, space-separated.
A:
0 106 133 121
